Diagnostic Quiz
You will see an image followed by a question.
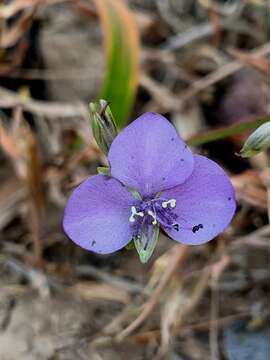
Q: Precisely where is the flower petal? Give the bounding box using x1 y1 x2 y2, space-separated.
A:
63 175 135 254
108 112 194 197
161 155 236 245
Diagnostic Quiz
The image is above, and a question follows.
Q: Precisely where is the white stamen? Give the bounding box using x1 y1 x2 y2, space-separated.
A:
129 206 144 223
148 210 157 225
162 199 176 209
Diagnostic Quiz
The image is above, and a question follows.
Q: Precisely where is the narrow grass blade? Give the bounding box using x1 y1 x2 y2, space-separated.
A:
93 0 140 128
187 115 270 147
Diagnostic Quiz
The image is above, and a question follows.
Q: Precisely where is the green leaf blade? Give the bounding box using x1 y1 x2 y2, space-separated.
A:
93 0 140 128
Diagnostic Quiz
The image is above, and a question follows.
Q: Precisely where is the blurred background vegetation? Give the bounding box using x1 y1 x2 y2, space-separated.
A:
1 0 270 359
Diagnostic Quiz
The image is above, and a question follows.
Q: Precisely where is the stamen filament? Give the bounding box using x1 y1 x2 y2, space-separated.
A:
147 210 157 225
129 206 144 223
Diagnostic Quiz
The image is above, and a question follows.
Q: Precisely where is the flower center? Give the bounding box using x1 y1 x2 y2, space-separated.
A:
129 197 205 240
129 197 204 262
129 197 178 234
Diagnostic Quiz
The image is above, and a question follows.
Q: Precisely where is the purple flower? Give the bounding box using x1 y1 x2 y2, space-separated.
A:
63 113 236 262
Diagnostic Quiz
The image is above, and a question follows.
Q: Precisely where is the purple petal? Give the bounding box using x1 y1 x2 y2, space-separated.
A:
108 112 194 197
161 155 236 245
63 175 135 254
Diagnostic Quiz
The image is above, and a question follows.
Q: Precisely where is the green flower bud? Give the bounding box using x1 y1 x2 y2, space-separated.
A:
240 122 270 158
89 100 118 154
97 166 111 176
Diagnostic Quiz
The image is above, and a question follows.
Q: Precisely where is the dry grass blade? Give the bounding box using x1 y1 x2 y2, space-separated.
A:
163 22 214 50
232 225 270 249
140 74 178 112
180 42 270 103
118 245 189 339
24 125 44 263
25 130 44 210
130 312 250 345
228 47 270 75
157 256 227 358
174 267 210 331
76 264 146 295
0 85 89 119
1 108 44 263
72 282 130 304
159 281 182 357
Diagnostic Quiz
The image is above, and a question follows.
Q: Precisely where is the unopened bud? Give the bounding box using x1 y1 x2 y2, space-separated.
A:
89 100 118 154
240 122 270 158
134 224 160 263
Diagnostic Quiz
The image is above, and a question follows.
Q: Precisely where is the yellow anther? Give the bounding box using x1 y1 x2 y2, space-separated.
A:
162 199 176 209
148 210 157 225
